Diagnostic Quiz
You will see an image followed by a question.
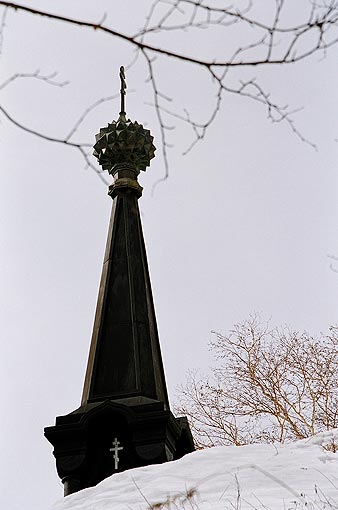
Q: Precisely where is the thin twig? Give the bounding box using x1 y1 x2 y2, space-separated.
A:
0 70 68 90
0 103 109 184
0 4 7 54
65 94 120 141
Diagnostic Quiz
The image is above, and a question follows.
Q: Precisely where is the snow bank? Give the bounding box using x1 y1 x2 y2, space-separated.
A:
53 429 338 510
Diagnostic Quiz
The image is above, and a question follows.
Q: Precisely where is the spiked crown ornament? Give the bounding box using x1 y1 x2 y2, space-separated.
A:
93 67 156 175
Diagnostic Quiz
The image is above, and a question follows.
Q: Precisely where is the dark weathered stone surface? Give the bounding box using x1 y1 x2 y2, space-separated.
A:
45 399 194 496
45 167 194 496
81 189 168 404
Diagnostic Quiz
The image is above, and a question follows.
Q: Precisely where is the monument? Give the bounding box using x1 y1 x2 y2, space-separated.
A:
44 67 194 496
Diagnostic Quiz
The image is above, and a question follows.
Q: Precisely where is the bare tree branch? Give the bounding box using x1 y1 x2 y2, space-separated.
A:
0 0 337 181
141 49 172 192
0 4 7 54
176 315 338 448
0 103 109 184
65 94 120 141
0 70 69 90
1 2 338 68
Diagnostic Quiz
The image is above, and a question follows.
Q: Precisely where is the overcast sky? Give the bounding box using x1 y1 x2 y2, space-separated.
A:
1 1 338 509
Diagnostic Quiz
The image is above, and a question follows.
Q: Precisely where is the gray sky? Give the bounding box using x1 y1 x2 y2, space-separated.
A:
1 1 338 509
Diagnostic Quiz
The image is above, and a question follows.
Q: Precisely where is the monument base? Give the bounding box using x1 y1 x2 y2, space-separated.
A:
44 399 194 496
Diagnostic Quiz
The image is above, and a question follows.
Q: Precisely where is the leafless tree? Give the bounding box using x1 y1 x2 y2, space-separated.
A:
176 315 338 449
1 1 338 182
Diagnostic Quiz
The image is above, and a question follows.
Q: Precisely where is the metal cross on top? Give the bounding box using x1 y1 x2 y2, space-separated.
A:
119 66 127 115
109 437 124 470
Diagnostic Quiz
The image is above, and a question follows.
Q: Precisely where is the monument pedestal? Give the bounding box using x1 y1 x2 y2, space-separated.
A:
45 399 194 495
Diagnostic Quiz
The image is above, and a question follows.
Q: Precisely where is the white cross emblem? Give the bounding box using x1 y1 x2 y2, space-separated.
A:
109 437 123 470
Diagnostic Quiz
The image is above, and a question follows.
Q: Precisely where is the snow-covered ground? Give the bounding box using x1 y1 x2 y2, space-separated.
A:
53 430 338 510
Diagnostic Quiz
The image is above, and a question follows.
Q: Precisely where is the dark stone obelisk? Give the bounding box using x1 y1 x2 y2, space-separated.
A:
44 68 194 496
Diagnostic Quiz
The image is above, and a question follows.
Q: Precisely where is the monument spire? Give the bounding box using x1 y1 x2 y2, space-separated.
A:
44 68 194 497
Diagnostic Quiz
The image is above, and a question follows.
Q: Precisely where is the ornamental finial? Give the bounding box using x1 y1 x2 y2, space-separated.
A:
93 67 156 178
119 66 127 115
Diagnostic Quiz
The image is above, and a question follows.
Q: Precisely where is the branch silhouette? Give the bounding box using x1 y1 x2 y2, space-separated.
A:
0 0 337 182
